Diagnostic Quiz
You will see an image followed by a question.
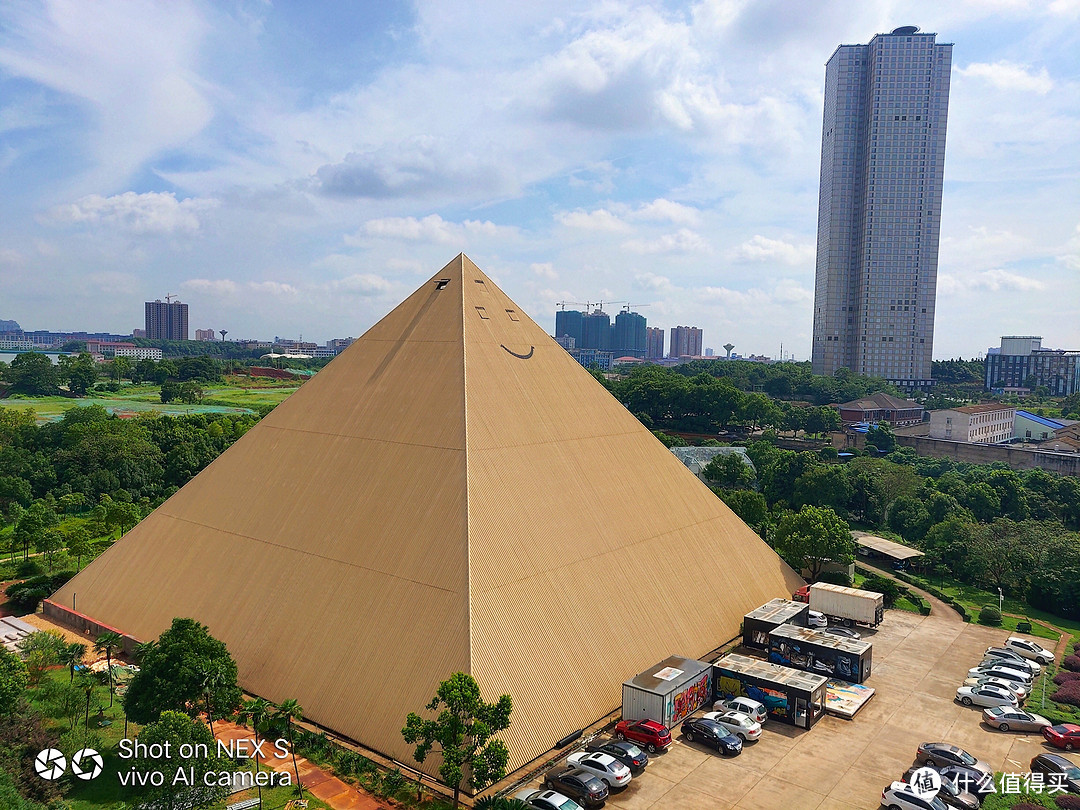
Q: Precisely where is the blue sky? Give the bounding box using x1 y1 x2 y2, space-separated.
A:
1 0 1078 359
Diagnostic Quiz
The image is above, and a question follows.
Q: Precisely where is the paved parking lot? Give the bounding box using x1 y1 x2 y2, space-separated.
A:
529 604 1062 809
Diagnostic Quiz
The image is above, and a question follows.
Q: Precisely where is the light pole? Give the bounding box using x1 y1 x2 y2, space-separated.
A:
998 587 1003 616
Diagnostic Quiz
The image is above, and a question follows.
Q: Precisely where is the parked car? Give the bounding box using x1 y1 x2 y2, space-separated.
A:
713 696 767 724
701 710 762 741
915 743 993 779
1043 724 1080 751
808 609 827 628
514 789 585 810
880 780 949 810
955 684 1018 708
542 768 609 809
980 653 1040 676
823 625 862 640
901 768 979 810
967 664 1033 685
566 752 631 789
613 719 671 753
981 706 1050 733
1029 753 1080 793
962 675 1028 700
582 739 648 774
936 766 996 800
680 717 742 756
985 646 1044 673
1004 636 1055 666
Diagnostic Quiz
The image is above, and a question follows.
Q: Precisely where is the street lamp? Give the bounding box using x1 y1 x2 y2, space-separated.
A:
998 587 1003 615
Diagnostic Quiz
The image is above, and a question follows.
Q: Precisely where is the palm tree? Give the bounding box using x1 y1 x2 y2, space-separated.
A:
240 697 272 734
94 632 124 707
199 668 227 737
61 642 87 683
74 670 96 732
272 698 304 798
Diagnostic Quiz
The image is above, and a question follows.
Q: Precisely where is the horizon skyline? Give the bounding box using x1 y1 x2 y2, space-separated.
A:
1 2 1078 360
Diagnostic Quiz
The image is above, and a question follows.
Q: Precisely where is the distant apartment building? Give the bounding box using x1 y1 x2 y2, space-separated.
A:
194 328 217 341
669 326 703 358
836 392 924 426
0 329 132 348
929 403 1015 444
86 340 162 361
132 329 146 338
326 337 355 353
646 327 664 360
612 310 647 358
569 348 614 371
554 335 576 350
985 335 1080 396
145 299 189 341
1014 411 1076 444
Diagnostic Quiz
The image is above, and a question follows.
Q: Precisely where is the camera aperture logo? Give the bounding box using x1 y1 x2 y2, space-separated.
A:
35 738 293 788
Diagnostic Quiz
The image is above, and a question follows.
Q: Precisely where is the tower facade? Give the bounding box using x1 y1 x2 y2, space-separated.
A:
145 299 189 341
811 26 951 386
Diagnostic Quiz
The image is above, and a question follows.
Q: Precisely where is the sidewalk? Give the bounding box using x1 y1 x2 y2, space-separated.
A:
214 720 387 810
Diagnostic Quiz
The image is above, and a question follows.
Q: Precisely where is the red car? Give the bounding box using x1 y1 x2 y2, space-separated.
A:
1043 723 1080 751
614 719 671 753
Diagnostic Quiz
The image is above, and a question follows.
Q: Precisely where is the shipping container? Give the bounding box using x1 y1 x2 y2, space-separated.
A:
767 624 873 683
712 653 829 729
743 598 810 649
622 656 712 729
806 582 884 627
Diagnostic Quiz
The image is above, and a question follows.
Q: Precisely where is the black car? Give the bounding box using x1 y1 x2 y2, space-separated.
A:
902 767 979 810
916 743 993 779
543 767 609 808
937 766 996 800
584 738 648 774
1030 753 1080 793
680 717 742 756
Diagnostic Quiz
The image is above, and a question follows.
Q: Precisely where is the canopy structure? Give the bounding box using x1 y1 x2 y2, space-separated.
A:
852 531 926 561
52 255 803 780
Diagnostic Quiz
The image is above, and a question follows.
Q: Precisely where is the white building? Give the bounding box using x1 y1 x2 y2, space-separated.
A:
929 404 1015 444
811 26 952 387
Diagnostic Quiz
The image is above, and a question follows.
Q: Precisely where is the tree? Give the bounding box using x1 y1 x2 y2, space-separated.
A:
132 710 234 809
124 618 242 725
702 453 755 489
14 500 58 561
60 642 87 684
792 465 852 513
772 505 855 581
273 698 305 797
34 529 64 572
95 631 124 707
111 356 132 383
239 696 273 733
864 422 895 453
719 490 769 535
402 672 513 808
0 648 29 715
5 352 59 395
885 495 933 543
66 526 93 570
17 630 67 685
61 353 99 396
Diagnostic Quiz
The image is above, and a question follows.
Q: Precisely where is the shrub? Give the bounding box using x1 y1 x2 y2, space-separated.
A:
919 603 932 616
13 559 43 579
1051 681 1080 708
1054 671 1080 686
1016 620 1032 633
979 605 1003 626
380 768 406 797
4 570 76 612
861 575 901 608
817 570 852 587
1055 795 1080 809
1063 655 1080 673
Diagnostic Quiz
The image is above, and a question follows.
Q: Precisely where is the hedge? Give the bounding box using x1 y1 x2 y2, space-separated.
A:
1053 671 1080 686
1064 655 1080 673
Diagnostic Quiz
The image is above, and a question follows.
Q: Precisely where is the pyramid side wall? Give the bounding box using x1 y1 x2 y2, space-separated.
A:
52 261 476 776
460 262 804 770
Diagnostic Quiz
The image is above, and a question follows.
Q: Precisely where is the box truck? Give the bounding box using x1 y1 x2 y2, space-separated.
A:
792 582 884 628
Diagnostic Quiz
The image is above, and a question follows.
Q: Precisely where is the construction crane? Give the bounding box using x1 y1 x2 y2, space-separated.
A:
621 303 652 312
556 300 596 311
164 293 178 304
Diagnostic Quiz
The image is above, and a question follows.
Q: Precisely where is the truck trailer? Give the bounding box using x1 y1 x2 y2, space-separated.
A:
793 582 884 628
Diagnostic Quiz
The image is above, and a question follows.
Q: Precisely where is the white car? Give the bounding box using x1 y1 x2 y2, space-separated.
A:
701 710 762 741
967 664 1033 685
1004 637 1055 666
956 684 1018 708
808 609 827 628
963 676 1028 700
514 788 584 810
881 780 949 810
713 696 767 724
566 751 631 788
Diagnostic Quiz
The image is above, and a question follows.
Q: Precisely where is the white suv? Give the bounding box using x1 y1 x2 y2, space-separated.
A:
881 781 948 810
1004 636 1055 666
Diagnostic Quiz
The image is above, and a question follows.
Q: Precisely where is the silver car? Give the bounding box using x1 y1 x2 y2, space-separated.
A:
713 696 767 724
968 664 1034 685
981 706 1051 733
981 652 1040 676
956 684 1018 708
701 710 762 741
963 675 1028 700
1004 636 1055 666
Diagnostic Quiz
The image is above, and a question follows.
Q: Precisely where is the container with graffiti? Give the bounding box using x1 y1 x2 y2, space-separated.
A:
622 656 712 728
712 653 828 729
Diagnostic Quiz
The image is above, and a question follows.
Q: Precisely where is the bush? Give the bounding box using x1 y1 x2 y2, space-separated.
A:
1055 795 1080 809
1063 655 1080 673
4 571 76 612
1016 620 1032 633
380 768 406 798
861 575 901 608
1054 671 1080 686
14 560 43 578
1051 681 1080 708
817 570 852 587
919 603 932 616
979 605 1003 626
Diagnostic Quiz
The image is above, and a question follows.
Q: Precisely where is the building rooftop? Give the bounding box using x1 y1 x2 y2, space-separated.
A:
952 403 1016 414
838 392 921 411
715 653 829 692
1016 411 1069 431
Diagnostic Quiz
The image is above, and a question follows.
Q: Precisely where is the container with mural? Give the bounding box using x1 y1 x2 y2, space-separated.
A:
712 653 828 729
622 656 712 728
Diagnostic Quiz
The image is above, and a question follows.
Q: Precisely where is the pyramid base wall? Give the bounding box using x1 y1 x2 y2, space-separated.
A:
42 599 142 658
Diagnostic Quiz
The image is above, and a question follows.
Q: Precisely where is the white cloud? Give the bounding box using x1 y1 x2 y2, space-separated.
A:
956 61 1053 94
249 281 299 296
634 272 675 293
733 234 815 265
531 262 558 281
182 279 239 295
555 207 630 232
629 198 701 226
333 274 395 296
624 228 709 254
350 214 514 246
938 268 1046 295
47 192 217 234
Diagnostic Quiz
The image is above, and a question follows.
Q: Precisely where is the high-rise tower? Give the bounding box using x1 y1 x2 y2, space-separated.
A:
811 26 951 386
